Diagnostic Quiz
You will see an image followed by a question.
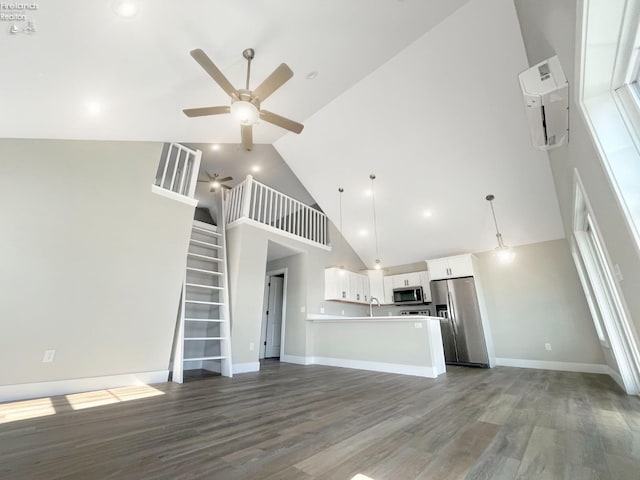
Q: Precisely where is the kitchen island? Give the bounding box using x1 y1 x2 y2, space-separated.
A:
306 315 446 378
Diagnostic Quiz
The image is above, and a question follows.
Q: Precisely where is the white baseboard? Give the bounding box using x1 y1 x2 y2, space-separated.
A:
607 366 626 390
310 356 440 378
232 362 260 374
202 360 222 373
495 358 608 374
280 354 313 365
0 370 169 403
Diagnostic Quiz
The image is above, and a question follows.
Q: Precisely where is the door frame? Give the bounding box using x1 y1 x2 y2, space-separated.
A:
572 169 640 394
263 267 288 359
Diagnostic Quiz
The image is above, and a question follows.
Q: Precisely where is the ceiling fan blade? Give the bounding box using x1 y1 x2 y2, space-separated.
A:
241 125 253 151
260 110 304 134
190 49 238 99
183 106 230 117
218 176 233 183
221 184 232 190
253 63 293 102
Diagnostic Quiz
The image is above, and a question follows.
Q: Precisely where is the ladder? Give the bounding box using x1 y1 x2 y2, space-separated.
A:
172 217 233 382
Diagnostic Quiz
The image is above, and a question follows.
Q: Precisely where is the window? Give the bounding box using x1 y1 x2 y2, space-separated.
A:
578 0 640 254
573 170 640 394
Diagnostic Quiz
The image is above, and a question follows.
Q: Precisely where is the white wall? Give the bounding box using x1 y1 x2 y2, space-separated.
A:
514 0 640 354
474 239 605 366
0 139 194 390
226 220 368 367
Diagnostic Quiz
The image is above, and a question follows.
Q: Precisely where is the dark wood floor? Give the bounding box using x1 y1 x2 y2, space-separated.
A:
1 361 640 479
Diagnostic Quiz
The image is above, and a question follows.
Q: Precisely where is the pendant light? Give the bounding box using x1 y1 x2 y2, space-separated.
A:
486 194 515 263
338 187 345 272
370 174 382 270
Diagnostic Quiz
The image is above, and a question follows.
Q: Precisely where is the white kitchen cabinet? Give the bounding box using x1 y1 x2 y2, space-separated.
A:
391 272 421 289
426 254 474 280
325 268 370 304
419 271 432 302
383 270 431 303
325 268 350 301
383 275 394 305
349 272 367 303
366 270 385 303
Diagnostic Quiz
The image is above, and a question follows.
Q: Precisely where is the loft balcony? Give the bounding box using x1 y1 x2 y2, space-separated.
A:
225 175 330 249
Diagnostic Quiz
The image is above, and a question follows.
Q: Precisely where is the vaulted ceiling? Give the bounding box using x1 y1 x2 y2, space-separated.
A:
4 0 565 268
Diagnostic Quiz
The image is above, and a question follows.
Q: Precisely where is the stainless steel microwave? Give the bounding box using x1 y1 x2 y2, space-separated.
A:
392 286 425 305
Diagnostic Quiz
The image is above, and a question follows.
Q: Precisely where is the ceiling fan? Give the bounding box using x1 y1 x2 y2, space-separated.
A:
183 48 304 151
198 172 233 192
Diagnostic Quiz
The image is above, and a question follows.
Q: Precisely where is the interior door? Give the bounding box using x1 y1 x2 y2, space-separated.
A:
264 275 284 358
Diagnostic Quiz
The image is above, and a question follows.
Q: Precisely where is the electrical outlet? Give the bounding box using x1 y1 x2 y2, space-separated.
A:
341 310 345 315
249 342 255 351
320 307 325 314
545 343 552 351
388 311 392 316
301 306 306 313
414 322 423 329
42 349 56 363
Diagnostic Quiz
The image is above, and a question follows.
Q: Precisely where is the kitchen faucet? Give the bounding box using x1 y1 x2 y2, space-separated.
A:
369 297 381 317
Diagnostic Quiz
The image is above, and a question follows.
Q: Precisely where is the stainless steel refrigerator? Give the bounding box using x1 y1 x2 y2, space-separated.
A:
430 276 489 367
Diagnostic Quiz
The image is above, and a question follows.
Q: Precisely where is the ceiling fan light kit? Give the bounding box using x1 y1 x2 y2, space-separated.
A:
230 100 260 126
183 47 304 151
198 172 233 192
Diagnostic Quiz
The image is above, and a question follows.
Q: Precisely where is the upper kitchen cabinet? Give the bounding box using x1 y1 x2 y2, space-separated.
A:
384 270 432 303
349 272 369 303
325 267 350 301
325 268 370 304
366 270 385 304
391 272 421 289
426 254 474 280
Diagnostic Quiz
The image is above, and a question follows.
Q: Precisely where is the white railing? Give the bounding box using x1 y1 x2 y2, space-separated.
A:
226 175 329 246
153 143 202 199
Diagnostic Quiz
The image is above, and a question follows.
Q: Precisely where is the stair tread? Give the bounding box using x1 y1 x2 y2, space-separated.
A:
190 239 222 249
185 300 224 305
184 356 227 361
185 283 223 290
188 253 222 262
184 337 228 341
184 318 225 322
192 225 222 236
186 267 223 275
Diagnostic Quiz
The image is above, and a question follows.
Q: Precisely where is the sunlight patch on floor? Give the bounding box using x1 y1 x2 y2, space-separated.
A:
351 474 376 480
0 397 56 424
66 385 165 410
0 385 165 424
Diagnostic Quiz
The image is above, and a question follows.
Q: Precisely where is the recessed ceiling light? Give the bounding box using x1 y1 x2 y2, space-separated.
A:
364 189 372 197
423 210 433 218
359 229 368 236
210 144 220 151
85 100 103 116
113 1 138 17
305 71 318 80
251 165 261 172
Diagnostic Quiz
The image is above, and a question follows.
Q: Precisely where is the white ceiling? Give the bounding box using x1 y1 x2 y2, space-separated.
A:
4 0 565 269
3 0 470 144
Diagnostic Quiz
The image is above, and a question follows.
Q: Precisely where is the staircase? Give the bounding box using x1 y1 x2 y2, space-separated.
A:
172 217 233 382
